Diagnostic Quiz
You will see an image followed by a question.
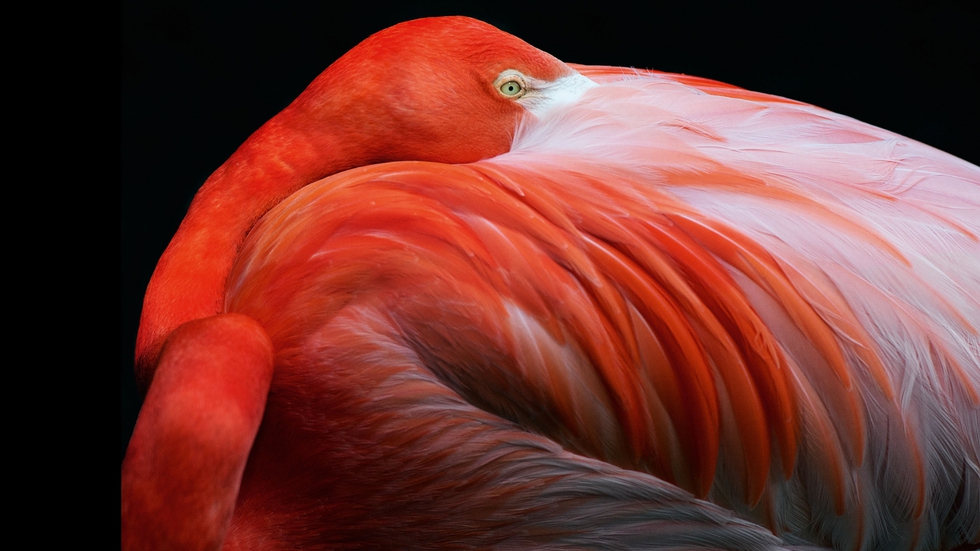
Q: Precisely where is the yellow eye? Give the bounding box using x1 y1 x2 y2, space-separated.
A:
499 79 524 97
495 73 527 99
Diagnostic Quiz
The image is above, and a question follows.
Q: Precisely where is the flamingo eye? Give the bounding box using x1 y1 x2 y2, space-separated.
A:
496 74 527 99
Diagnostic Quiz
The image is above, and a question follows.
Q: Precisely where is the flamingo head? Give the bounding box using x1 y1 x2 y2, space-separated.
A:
280 16 592 171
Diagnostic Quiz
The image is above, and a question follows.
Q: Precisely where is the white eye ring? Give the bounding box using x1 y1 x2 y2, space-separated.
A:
494 72 528 99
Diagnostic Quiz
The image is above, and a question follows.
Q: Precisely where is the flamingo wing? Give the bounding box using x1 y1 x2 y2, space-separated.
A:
226 68 978 549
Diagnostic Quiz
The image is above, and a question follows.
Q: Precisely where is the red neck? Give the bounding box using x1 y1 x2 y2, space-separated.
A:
134 111 354 389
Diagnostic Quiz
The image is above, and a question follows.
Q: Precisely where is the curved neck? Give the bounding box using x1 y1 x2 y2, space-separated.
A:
135 112 352 389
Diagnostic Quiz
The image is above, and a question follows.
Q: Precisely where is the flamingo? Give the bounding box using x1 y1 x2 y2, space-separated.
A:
121 16 980 551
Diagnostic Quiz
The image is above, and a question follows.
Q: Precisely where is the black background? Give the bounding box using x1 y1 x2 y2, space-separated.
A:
122 1 979 461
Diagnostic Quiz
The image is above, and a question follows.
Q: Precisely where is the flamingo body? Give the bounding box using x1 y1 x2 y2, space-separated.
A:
123 17 980 551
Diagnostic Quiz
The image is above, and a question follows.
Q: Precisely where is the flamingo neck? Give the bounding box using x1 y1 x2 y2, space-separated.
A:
135 113 354 390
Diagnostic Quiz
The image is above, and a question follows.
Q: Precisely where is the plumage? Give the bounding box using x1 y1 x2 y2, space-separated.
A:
122 16 980 551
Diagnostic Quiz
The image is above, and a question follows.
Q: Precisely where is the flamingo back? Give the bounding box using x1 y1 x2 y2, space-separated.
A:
222 66 980 550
